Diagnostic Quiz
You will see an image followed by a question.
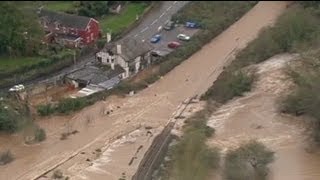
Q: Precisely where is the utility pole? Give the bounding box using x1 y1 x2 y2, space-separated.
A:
74 50 76 65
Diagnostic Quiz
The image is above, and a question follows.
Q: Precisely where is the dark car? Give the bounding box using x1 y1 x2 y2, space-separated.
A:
150 34 161 43
164 20 175 31
185 21 200 28
168 41 181 49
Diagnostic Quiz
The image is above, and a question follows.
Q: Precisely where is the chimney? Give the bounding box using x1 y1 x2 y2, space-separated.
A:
107 33 111 43
116 44 122 54
111 63 115 70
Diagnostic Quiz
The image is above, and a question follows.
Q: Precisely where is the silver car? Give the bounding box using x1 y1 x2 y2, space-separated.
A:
177 34 190 41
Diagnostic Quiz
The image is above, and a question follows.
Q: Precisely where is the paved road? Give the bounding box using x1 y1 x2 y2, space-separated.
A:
0 1 189 92
124 1 189 41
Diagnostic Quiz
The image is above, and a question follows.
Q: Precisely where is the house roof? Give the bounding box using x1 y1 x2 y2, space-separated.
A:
102 38 153 62
65 65 125 85
56 34 81 41
37 8 92 30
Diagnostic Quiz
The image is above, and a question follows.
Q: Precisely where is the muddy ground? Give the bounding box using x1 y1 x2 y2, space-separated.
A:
0 2 290 180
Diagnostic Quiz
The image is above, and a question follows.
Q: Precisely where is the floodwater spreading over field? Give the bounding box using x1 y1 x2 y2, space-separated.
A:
207 54 320 180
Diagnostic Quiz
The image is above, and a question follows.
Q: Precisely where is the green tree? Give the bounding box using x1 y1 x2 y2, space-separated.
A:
224 141 274 180
299 1 320 8
0 106 18 133
75 1 110 17
0 2 44 57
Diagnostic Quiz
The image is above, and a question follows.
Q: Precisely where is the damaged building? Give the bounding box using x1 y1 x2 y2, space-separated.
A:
96 38 154 79
64 65 125 97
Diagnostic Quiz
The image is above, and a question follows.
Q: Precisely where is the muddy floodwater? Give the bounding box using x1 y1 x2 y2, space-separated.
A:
0 2 300 180
207 54 320 180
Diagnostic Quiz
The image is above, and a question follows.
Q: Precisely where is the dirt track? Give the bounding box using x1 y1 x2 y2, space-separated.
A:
0 2 290 180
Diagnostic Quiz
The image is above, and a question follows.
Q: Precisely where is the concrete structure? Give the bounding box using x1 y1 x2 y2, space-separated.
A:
64 65 125 97
96 38 153 79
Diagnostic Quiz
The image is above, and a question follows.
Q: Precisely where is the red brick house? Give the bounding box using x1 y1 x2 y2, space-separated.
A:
37 8 101 48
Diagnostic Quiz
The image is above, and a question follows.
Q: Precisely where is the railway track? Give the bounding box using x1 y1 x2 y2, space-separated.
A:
132 96 197 180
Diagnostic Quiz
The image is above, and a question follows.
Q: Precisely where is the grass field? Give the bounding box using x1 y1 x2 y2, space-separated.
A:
42 1 74 12
100 3 148 35
0 57 43 74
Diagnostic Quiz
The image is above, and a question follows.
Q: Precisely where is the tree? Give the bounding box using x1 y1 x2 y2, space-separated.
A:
0 106 18 133
299 1 320 8
75 1 110 17
224 141 274 180
0 2 44 57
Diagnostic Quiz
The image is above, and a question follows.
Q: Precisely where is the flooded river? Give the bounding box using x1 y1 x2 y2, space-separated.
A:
207 54 320 180
0 2 292 180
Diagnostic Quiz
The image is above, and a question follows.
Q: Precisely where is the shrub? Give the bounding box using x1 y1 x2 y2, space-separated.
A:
168 108 220 180
37 104 55 116
52 169 63 179
34 128 46 142
97 38 107 49
171 130 220 180
60 133 68 140
0 106 19 133
56 98 88 114
202 71 254 103
224 141 274 180
144 74 159 84
0 150 14 165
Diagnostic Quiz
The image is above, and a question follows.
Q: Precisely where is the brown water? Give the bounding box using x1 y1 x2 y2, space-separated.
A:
0 2 291 180
207 54 320 180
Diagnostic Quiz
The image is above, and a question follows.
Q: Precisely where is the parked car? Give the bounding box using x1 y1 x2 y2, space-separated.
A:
9 84 25 92
151 50 161 57
185 21 200 28
168 41 181 49
177 34 190 41
164 20 175 31
150 34 161 43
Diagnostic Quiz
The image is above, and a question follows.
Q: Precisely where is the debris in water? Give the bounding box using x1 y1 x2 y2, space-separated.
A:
146 131 153 137
128 157 135 166
129 91 135 96
95 148 102 153
72 130 79 134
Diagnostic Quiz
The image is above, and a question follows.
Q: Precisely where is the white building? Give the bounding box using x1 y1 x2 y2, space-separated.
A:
96 38 153 79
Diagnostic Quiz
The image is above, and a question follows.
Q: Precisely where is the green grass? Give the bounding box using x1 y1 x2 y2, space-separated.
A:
17 1 74 13
43 1 74 12
100 3 148 35
0 57 43 74
0 49 76 88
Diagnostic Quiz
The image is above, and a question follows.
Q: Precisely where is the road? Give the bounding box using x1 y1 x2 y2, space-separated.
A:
124 1 189 42
0 2 290 180
1 1 189 92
